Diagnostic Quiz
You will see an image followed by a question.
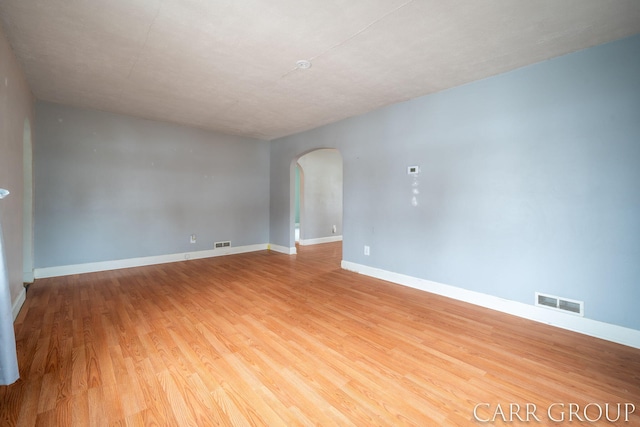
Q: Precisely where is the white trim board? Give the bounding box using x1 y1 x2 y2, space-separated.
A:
34 244 269 279
12 287 26 321
341 260 640 350
268 244 297 255
299 235 342 246
23 271 34 284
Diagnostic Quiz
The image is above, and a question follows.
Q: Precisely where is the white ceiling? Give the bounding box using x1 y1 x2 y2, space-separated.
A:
1 0 639 140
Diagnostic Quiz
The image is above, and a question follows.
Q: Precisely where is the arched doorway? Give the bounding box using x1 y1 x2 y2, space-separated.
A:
292 149 343 252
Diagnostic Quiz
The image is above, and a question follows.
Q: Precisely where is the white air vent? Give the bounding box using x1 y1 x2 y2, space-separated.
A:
535 292 584 316
214 241 231 249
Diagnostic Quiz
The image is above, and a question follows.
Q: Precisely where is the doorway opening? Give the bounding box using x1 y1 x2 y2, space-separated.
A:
292 149 343 253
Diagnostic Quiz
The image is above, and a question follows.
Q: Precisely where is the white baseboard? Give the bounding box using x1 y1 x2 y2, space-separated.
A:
23 271 34 284
12 287 26 321
341 260 640 349
299 235 343 246
34 243 269 279
268 244 297 255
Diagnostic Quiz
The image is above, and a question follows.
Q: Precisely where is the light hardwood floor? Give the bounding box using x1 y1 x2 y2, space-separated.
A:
1 242 639 426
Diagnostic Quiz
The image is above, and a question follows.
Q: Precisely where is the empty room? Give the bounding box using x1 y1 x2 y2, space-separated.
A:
1 1 639 425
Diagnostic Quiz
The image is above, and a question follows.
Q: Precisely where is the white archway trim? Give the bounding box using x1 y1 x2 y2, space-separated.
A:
22 118 34 283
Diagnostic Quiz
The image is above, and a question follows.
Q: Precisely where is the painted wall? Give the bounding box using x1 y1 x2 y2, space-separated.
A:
35 102 270 268
297 149 342 241
0 23 34 304
270 34 640 330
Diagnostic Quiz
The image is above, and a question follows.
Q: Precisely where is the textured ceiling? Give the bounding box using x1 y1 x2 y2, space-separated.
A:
1 0 640 140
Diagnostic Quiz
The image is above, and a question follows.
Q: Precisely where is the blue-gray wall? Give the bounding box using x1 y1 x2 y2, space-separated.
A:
270 35 640 330
35 102 270 268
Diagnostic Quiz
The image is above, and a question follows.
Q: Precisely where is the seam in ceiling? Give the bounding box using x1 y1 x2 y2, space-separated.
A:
310 0 416 62
126 0 164 79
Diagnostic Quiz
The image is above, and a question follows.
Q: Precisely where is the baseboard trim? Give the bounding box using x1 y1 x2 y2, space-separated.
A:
12 287 26 321
268 244 297 255
341 260 640 349
23 271 34 284
34 244 269 279
299 235 343 246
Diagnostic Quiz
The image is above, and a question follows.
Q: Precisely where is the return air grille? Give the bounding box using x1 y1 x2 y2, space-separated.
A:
214 241 231 249
535 292 584 316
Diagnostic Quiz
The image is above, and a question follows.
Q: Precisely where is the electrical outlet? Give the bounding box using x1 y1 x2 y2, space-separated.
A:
332 225 337 234
364 245 370 256
190 234 196 244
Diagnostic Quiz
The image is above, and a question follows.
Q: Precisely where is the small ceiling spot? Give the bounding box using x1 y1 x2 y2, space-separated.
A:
296 60 312 70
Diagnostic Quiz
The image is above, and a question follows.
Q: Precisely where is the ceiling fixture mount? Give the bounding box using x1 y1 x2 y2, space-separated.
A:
296 60 312 70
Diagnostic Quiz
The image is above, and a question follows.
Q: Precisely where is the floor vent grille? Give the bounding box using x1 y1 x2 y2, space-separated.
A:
214 241 231 249
535 292 583 316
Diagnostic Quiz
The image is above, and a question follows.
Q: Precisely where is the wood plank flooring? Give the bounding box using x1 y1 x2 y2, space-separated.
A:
2 242 639 426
